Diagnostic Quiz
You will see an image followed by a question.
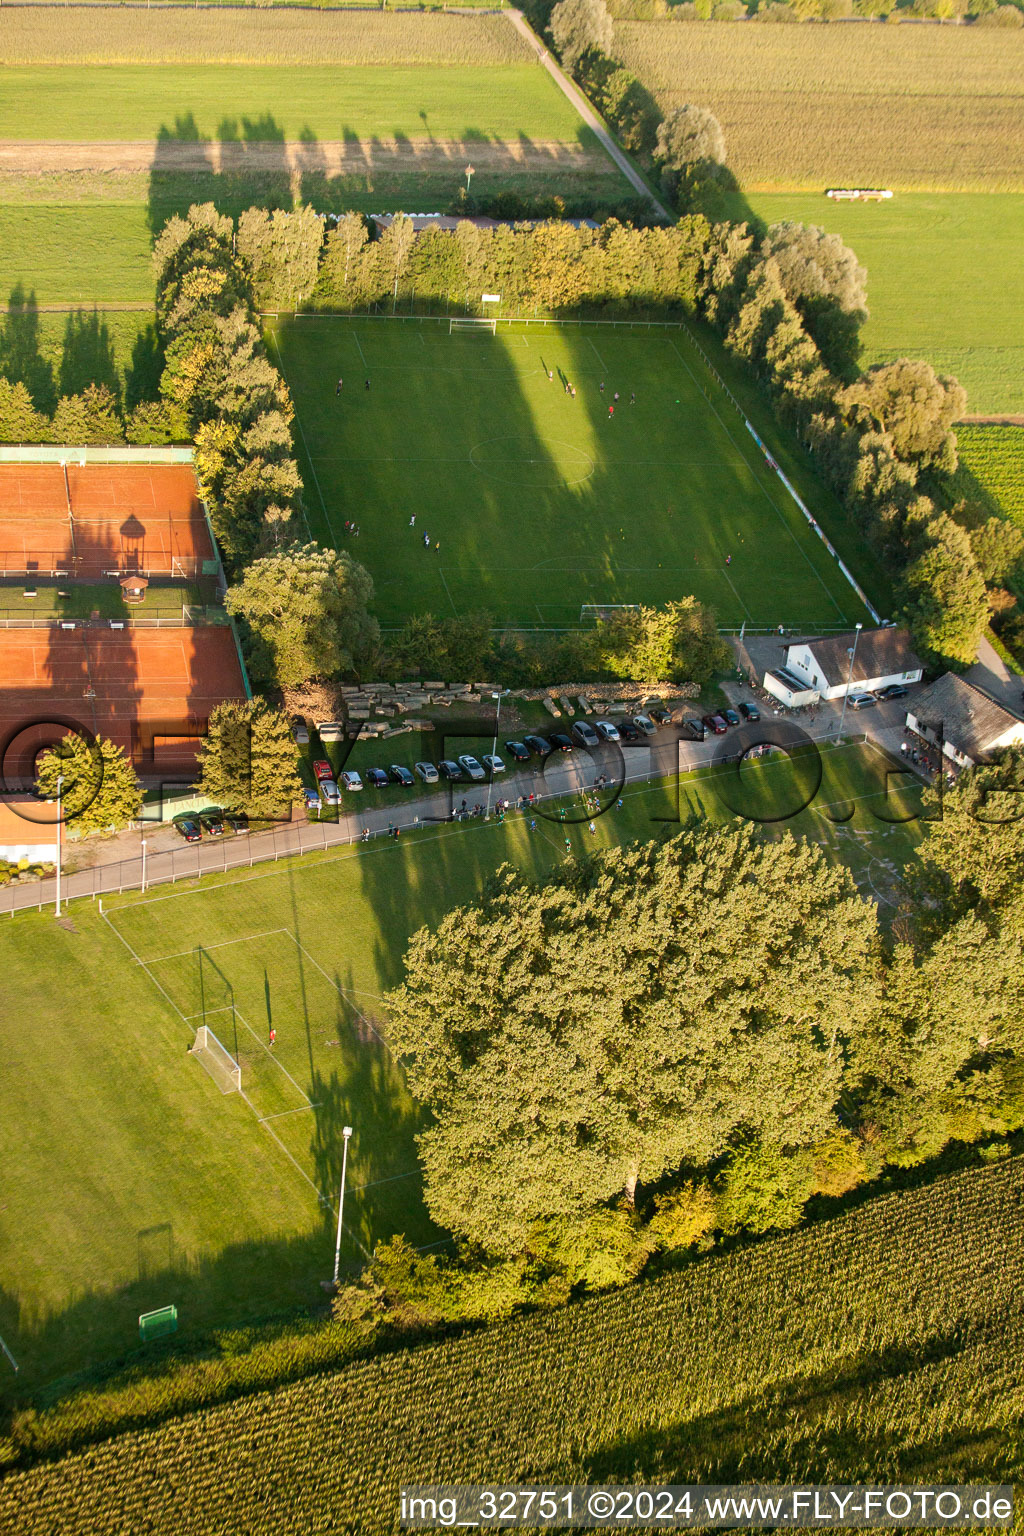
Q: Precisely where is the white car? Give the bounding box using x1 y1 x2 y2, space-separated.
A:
482 753 505 775
291 715 309 745
320 778 341 806
317 721 345 742
414 761 439 785
339 770 363 791
458 754 486 782
594 720 620 742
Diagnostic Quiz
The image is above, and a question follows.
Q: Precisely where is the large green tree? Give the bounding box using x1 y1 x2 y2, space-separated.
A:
386 825 879 1256
900 514 989 668
840 360 967 473
595 597 730 685
226 541 378 687
35 733 141 835
236 207 324 311
197 700 304 819
549 0 613 71
760 222 867 377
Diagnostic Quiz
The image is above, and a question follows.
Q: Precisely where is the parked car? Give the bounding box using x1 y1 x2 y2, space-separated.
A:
702 713 728 735
302 787 321 811
316 721 344 742
650 708 671 726
633 714 657 737
876 683 908 701
312 759 333 782
571 721 600 748
550 733 574 752
438 759 462 781
524 734 553 757
414 761 439 785
458 754 486 781
617 719 641 742
291 714 309 745
389 765 415 786
848 691 877 710
226 811 250 834
339 770 363 791
721 708 741 728
504 740 531 763
482 753 505 775
364 768 388 789
199 809 225 837
174 817 202 843
594 720 620 743
739 701 761 722
684 718 706 736
320 779 342 805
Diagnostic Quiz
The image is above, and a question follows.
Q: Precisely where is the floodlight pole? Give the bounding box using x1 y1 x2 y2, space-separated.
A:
484 689 509 821
836 622 863 741
141 837 147 895
55 775 64 918
332 1125 354 1287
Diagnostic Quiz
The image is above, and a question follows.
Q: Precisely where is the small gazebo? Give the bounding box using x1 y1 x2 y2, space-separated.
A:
120 574 149 605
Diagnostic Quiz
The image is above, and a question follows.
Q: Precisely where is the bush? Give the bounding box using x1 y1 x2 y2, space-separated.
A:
975 4 1023 20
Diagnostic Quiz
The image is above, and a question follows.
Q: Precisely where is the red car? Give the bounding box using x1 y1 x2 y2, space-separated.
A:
312 759 333 781
702 713 728 735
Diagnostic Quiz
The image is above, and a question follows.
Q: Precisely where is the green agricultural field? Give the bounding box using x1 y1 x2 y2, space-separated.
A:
0 207 154 308
956 425 1024 530
268 317 881 629
730 191 1024 418
3 1154 1018 1532
0 740 920 1390
614 20 1024 192
0 65 584 145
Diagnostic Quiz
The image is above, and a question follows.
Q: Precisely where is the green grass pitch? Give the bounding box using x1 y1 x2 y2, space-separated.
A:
267 318 881 630
0 740 920 1392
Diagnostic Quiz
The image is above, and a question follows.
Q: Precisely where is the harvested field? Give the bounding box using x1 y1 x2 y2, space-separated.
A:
614 21 1024 190
0 9 531 67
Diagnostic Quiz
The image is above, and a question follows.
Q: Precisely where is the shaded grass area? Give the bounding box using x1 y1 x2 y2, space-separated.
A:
614 20 1024 192
0 65 585 144
955 425 1024 530
0 738 920 1392
268 317 881 629
0 302 161 414
729 191 1024 419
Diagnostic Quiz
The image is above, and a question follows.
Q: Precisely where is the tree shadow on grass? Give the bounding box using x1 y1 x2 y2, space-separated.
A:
57 310 120 403
0 285 56 414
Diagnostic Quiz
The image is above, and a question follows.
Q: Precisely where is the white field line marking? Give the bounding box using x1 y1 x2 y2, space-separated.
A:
232 1004 316 1109
289 935 396 1059
350 1169 418 1192
588 335 607 372
353 331 368 369
140 928 290 966
245 1095 341 1221
259 1103 322 1124
668 336 847 621
438 563 460 618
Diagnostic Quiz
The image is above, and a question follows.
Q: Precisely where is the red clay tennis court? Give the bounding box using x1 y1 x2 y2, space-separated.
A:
0 464 215 580
0 624 247 773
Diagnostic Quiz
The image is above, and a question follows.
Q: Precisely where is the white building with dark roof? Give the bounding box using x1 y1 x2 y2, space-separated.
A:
764 627 923 707
906 673 1024 769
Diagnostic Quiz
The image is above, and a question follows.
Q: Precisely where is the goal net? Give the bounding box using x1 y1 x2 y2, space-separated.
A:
580 603 641 625
450 317 496 335
191 1025 242 1094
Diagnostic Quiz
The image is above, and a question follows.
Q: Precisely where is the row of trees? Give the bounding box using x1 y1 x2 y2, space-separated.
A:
153 204 306 569
0 377 182 447
336 748 1024 1326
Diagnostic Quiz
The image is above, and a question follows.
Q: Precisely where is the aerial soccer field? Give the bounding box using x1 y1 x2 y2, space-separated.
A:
267 317 880 631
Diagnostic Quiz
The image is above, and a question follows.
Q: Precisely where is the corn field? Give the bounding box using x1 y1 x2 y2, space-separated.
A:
0 10 531 67
613 21 1024 190
957 425 1024 530
0 1156 1021 1535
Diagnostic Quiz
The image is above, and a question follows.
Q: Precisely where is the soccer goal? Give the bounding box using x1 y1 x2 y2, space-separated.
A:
450 317 497 335
191 1025 242 1094
580 603 641 624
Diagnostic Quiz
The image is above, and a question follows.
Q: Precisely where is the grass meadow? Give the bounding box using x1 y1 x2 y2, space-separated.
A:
267 318 884 629
731 192 1024 418
0 66 583 145
0 739 922 1392
614 20 1024 191
0 207 154 308
955 425 1024 530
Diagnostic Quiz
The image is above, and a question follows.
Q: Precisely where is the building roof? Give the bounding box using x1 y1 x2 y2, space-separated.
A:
909 672 1024 760
787 627 922 688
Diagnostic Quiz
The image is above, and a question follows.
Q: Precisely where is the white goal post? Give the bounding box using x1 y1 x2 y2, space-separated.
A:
580 603 641 624
191 1025 242 1094
450 317 497 335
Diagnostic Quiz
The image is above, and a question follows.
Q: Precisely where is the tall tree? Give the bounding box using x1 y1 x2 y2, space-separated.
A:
35 733 141 835
900 514 989 669
761 222 867 377
549 0 613 71
840 360 967 472
236 207 324 311
52 384 124 445
386 825 879 1256
226 542 378 687
197 699 304 819
595 598 730 684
